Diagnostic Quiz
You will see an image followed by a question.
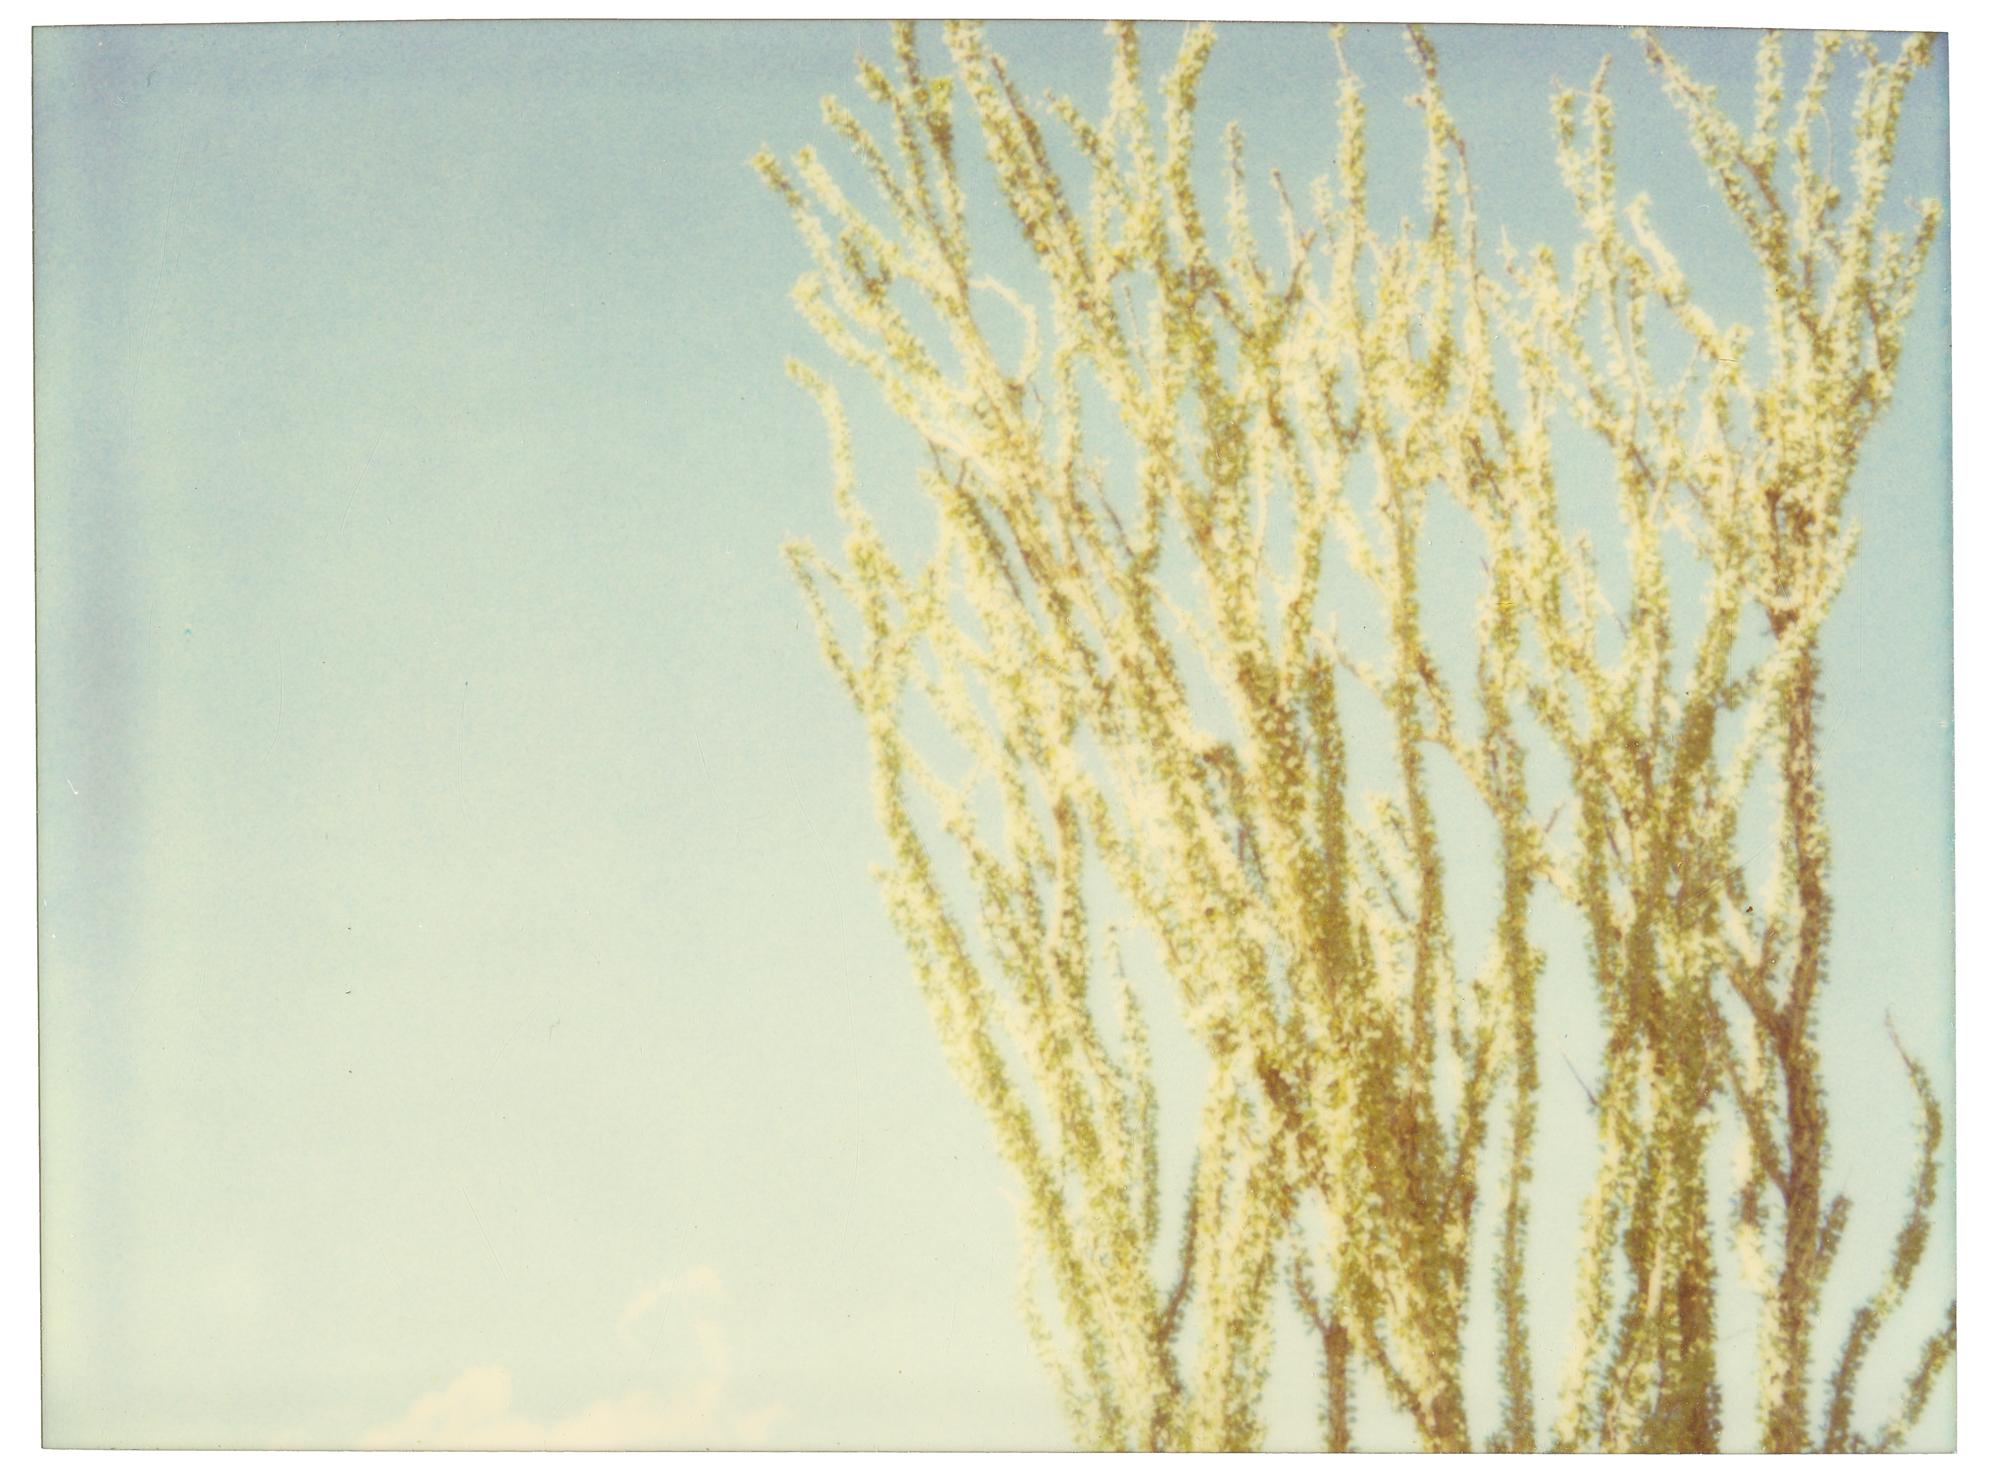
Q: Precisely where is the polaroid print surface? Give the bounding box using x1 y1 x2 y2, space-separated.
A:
35 17 1954 1451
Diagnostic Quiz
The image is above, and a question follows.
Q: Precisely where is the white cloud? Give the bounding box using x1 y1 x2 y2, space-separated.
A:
361 1266 782 1451
616 1263 724 1342
360 1365 780 1450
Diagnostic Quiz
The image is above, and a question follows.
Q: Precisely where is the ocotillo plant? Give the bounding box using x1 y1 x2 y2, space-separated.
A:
758 21 1952 1452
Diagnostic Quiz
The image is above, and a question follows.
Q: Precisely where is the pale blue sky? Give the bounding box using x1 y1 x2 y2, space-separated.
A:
35 19 1950 1450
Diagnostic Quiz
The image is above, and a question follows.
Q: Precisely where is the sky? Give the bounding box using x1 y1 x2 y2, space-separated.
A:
34 18 1951 1452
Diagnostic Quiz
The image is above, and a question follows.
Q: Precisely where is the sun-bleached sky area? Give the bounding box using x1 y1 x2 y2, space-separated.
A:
35 18 1950 1451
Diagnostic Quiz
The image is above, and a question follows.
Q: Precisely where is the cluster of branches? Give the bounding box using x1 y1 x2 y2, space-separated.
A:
757 21 1951 1452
